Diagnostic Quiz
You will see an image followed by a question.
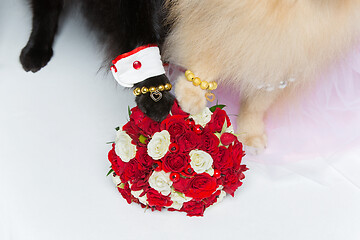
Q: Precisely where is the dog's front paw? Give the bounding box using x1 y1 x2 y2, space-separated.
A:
20 44 53 73
174 75 207 115
240 134 267 155
136 90 175 122
237 113 267 155
135 75 175 122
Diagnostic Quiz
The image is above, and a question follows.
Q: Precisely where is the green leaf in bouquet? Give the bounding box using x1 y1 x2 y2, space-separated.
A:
118 183 125 189
128 106 132 117
139 134 147 144
144 205 150 212
214 132 222 147
115 126 120 131
214 132 222 139
220 121 228 134
106 168 114 176
106 141 115 145
209 104 226 113
180 174 187 179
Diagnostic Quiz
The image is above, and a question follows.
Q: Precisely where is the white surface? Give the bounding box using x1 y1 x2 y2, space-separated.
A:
1 1 360 240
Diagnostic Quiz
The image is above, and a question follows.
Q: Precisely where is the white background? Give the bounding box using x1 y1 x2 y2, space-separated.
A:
1 1 360 239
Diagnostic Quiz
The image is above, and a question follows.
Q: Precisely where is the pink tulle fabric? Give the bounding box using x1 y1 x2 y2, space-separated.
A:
166 44 360 168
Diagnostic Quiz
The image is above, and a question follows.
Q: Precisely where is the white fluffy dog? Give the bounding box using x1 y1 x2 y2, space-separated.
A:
163 0 360 153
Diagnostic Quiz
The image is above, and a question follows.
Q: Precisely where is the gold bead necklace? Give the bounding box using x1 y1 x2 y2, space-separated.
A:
185 70 217 102
133 83 172 102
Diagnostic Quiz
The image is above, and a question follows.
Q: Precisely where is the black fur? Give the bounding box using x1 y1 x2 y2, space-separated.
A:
20 0 174 122
20 0 63 72
135 75 175 122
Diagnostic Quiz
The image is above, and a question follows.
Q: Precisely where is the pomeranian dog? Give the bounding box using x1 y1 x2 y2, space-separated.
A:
163 0 360 154
20 0 174 122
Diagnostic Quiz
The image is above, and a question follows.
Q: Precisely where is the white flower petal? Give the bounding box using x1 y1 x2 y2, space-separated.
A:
169 190 192 210
206 168 215 176
225 125 234 134
215 190 227 205
147 130 171 160
131 190 148 205
190 107 213 127
149 171 173 196
112 174 121 186
115 131 137 162
189 150 214 174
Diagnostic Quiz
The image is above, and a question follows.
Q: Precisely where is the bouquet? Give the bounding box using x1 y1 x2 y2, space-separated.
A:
107 101 247 216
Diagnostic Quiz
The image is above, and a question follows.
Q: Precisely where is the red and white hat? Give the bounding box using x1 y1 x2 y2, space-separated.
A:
110 45 166 88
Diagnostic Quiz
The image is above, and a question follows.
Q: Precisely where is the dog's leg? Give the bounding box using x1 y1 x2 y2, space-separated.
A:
20 0 64 73
174 74 208 115
237 91 280 155
174 62 218 115
82 0 174 122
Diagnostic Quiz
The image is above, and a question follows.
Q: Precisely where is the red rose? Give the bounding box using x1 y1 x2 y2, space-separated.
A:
203 190 221 208
146 189 173 207
135 146 154 169
117 182 132 204
212 146 233 171
176 130 201 152
130 177 150 192
239 165 249 179
172 177 190 193
199 130 220 154
228 141 245 171
140 118 161 137
122 121 143 145
171 100 190 117
207 108 231 132
162 153 189 173
220 132 237 146
122 159 145 182
129 106 145 122
185 173 218 200
130 107 160 137
108 144 126 176
160 115 188 140
221 169 243 197
181 200 206 217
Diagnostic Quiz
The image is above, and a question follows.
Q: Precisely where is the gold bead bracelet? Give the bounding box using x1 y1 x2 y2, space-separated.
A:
185 70 217 102
185 70 218 91
133 83 172 102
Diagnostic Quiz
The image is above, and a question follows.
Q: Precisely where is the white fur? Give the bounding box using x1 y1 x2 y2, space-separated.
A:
163 0 360 152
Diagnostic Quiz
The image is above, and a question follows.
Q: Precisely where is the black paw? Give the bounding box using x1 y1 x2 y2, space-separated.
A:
20 44 53 73
135 75 175 122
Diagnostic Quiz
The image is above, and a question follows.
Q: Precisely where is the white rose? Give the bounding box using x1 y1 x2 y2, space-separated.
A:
169 190 192 210
131 190 148 205
148 171 173 196
112 174 121 186
214 190 227 205
225 125 234 134
189 150 214 174
206 168 215 176
189 107 213 127
147 130 171 160
115 130 136 162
